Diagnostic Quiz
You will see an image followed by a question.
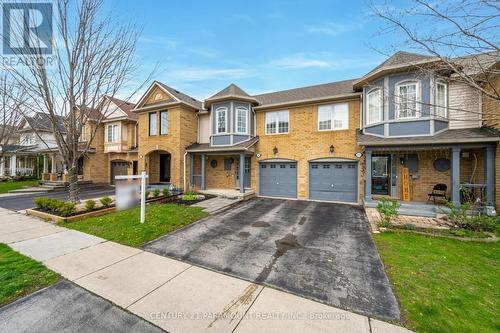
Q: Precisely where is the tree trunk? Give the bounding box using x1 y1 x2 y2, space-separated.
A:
68 165 80 203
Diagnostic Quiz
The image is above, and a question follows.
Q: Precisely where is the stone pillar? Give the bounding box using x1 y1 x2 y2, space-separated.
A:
189 153 195 188
451 148 461 205
364 150 372 202
11 154 16 177
485 146 495 206
239 153 245 194
200 153 206 190
43 155 48 173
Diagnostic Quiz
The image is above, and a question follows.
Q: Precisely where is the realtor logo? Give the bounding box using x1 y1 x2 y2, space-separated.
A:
2 2 53 55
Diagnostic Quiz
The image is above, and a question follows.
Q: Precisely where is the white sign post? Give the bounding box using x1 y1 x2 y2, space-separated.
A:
115 171 148 224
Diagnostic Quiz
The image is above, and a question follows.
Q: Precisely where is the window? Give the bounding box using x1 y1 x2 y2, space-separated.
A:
160 111 168 135
107 124 118 143
149 112 157 136
366 89 382 124
318 103 349 131
396 81 419 119
236 107 248 133
216 107 227 133
81 125 87 142
21 133 33 145
435 81 447 119
323 164 330 169
265 110 289 134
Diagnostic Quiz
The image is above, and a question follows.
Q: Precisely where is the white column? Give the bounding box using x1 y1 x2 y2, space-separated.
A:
43 155 48 173
11 154 16 177
0 156 4 177
51 155 56 173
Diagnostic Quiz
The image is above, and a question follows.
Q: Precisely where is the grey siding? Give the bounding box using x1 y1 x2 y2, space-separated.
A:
389 120 430 136
435 120 449 132
233 134 250 144
212 135 231 145
210 100 255 146
364 124 385 136
212 101 232 134
388 72 431 119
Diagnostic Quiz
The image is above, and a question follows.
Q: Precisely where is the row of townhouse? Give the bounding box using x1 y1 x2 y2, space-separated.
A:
2 51 499 212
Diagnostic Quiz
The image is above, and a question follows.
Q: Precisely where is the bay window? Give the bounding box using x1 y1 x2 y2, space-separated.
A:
435 81 447 119
396 81 419 119
107 124 118 143
266 110 289 134
318 103 349 131
216 107 227 133
366 89 382 124
236 107 248 133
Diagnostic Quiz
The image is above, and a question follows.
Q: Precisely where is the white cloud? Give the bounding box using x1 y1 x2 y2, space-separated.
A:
272 56 332 69
139 36 177 48
308 22 349 36
168 67 253 82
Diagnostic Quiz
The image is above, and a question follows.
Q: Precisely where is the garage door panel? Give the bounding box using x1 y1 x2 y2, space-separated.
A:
309 162 358 203
259 162 297 198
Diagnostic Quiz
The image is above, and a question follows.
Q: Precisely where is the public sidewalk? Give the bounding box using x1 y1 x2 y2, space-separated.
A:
0 207 412 333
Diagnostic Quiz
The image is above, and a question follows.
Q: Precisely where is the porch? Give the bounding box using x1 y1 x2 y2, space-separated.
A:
364 143 496 212
0 154 37 178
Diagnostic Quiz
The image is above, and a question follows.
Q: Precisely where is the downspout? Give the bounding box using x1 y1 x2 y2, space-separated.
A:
183 151 188 192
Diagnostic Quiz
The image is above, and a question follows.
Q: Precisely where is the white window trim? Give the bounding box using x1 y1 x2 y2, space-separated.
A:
317 103 349 131
215 107 228 134
148 112 157 136
265 110 289 135
235 106 248 134
106 124 119 143
366 88 383 125
160 110 168 135
81 125 87 142
395 80 420 120
435 80 448 119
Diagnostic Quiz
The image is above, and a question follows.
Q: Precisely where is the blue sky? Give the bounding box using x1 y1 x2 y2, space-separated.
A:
105 0 400 100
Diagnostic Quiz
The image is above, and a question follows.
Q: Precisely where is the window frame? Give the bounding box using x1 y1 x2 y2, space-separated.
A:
159 110 168 135
81 125 87 142
148 112 157 136
235 106 248 134
366 88 383 125
317 103 349 131
107 124 118 143
265 110 289 135
435 80 448 119
215 107 228 134
395 80 420 120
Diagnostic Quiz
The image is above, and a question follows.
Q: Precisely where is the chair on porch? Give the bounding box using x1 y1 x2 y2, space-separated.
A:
427 183 448 204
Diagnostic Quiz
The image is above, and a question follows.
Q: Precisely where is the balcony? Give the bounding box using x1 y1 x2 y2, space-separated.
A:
104 141 130 153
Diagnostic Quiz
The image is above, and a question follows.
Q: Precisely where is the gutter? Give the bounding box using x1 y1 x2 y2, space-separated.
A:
253 92 361 110
358 137 500 146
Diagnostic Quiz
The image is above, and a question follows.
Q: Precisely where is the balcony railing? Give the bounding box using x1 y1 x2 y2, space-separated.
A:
104 141 129 153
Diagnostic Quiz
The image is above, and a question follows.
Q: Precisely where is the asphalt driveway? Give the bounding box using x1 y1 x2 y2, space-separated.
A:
144 198 400 320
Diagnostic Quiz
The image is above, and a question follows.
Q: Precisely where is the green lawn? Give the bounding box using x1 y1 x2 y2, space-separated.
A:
61 203 208 247
0 179 39 194
374 232 500 333
0 243 59 306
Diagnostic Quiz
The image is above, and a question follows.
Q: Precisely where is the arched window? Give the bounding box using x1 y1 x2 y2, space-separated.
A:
215 107 227 133
366 88 382 124
395 80 420 119
235 106 248 133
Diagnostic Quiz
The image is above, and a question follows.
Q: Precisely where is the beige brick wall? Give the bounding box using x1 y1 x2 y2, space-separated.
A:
253 98 364 201
82 122 108 183
193 155 239 189
137 105 197 188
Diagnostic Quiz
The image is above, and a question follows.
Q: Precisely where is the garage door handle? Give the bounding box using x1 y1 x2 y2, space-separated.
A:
276 182 280 185
331 184 334 187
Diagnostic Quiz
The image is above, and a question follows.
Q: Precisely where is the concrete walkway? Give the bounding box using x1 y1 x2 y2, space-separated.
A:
192 196 242 214
0 208 412 333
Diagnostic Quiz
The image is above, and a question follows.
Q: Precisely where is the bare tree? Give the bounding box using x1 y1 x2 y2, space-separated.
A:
2 0 152 201
369 0 499 102
0 74 25 165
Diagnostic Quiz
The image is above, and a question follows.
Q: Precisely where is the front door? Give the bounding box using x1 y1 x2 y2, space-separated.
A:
159 154 170 182
236 157 251 188
372 155 391 196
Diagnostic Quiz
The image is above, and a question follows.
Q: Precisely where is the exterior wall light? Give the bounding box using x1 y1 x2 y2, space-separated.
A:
329 145 335 154
273 146 278 155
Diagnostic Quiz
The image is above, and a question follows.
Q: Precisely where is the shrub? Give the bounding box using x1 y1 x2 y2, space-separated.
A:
376 198 401 227
58 202 76 217
85 199 96 211
145 190 150 198
46 198 62 212
153 188 160 197
162 188 170 197
100 196 112 207
34 197 48 209
444 201 499 234
182 192 197 201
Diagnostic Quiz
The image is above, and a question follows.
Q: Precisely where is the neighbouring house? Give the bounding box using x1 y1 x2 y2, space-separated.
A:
0 112 67 180
126 51 498 217
79 96 139 184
